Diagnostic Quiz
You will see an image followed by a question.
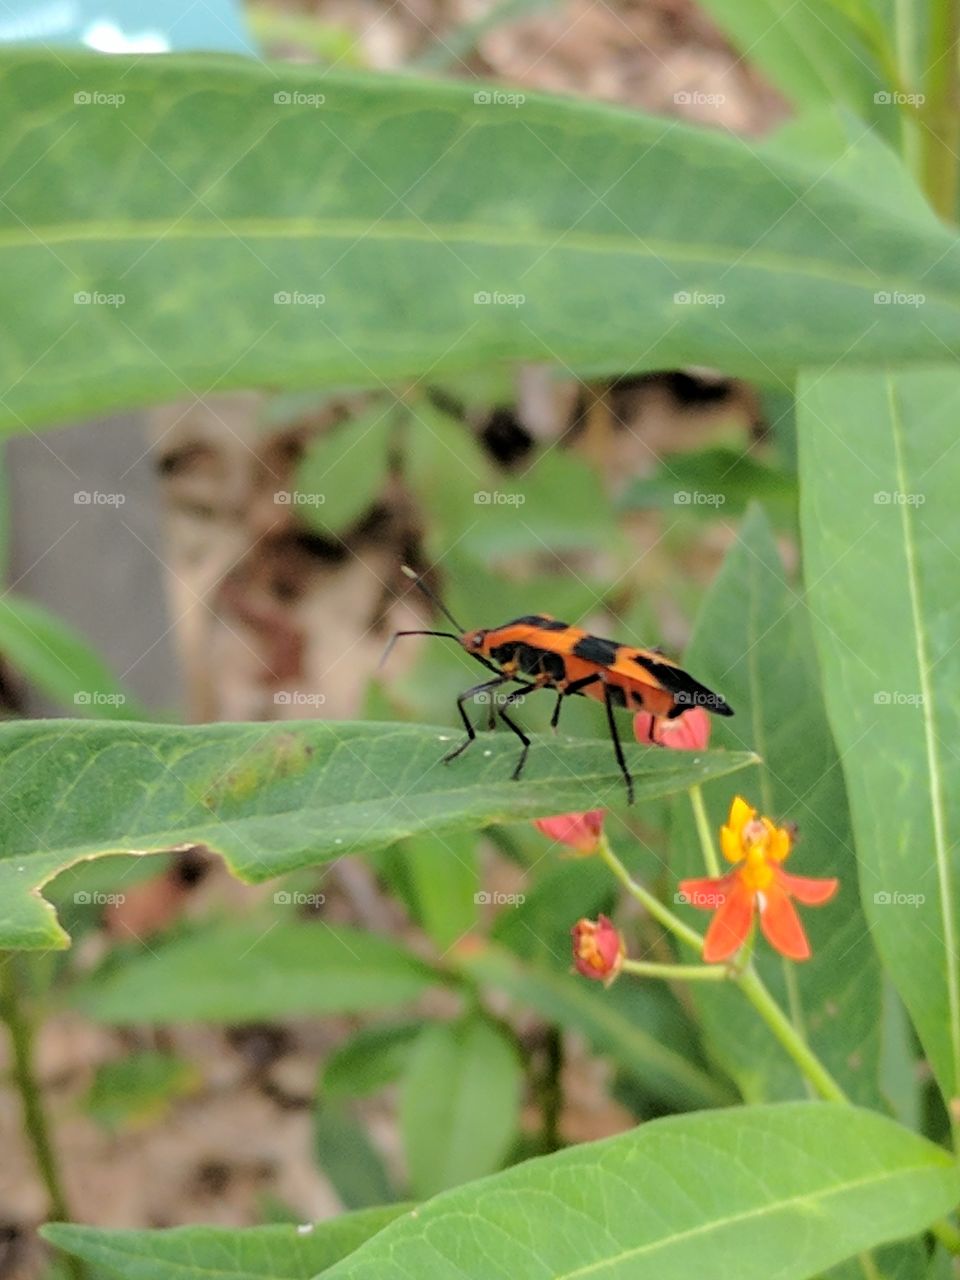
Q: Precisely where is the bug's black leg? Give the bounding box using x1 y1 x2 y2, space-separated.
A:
550 691 563 730
602 680 635 805
550 673 602 731
499 688 533 780
486 689 498 731
443 677 510 764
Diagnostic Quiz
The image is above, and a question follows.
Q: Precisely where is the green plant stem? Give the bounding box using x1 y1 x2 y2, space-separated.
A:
0 956 83 1279
604 808 960 1257
595 833 704 953
734 965 847 1103
921 0 960 219
536 1026 563 1155
621 959 726 981
688 785 721 877
598 830 960 1254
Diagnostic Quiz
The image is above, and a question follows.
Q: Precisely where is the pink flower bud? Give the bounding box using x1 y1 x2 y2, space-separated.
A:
634 705 711 751
533 810 605 855
571 914 625 983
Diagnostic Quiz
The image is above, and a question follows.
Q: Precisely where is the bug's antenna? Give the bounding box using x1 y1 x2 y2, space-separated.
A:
401 565 466 634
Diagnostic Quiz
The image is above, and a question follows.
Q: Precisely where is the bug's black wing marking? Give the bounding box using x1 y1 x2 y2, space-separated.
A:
570 634 621 666
502 615 570 631
631 654 733 716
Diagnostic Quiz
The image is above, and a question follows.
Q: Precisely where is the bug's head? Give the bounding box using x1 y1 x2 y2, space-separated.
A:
460 629 488 654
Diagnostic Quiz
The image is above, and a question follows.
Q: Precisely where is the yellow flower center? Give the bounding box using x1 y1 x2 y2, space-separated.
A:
740 842 775 892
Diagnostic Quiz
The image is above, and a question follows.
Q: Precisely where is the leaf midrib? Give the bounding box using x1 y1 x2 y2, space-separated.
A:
562 1157 944 1278
886 373 960 1098
1 218 954 305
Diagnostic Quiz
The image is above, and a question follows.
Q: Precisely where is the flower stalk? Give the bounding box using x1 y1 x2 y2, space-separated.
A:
0 955 85 1279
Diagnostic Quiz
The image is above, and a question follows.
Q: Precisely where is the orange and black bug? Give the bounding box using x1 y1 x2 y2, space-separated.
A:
385 567 733 804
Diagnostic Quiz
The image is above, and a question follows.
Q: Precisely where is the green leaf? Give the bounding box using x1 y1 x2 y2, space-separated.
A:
314 1101 398 1210
0 595 142 719
322 1021 424 1100
69 921 439 1023
399 1014 522 1198
696 0 890 116
674 506 884 1104
826 1239 933 1280
462 449 623 561
7 51 960 436
404 403 496 557
763 108 938 226
798 366 960 1107
490 854 614 963
41 1205 407 1280
294 405 395 532
322 1104 959 1280
0 718 756 950
879 979 922 1132
457 942 733 1111
620 446 797 525
83 1051 198 1132
403 830 480 951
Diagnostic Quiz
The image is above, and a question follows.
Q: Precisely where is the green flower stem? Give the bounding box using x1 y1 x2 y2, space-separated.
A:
734 964 847 1103
595 833 704 954
621 959 727 982
600 814 960 1257
689 784 721 877
0 956 84 1279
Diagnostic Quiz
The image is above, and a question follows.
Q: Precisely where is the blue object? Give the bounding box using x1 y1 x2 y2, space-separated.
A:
0 0 256 55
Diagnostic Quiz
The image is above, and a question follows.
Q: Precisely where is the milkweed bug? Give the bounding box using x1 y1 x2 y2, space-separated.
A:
384 567 733 804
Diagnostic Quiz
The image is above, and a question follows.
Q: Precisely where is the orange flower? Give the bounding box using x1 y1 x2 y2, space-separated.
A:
634 705 710 751
571 914 625 983
534 810 605 855
678 795 838 962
